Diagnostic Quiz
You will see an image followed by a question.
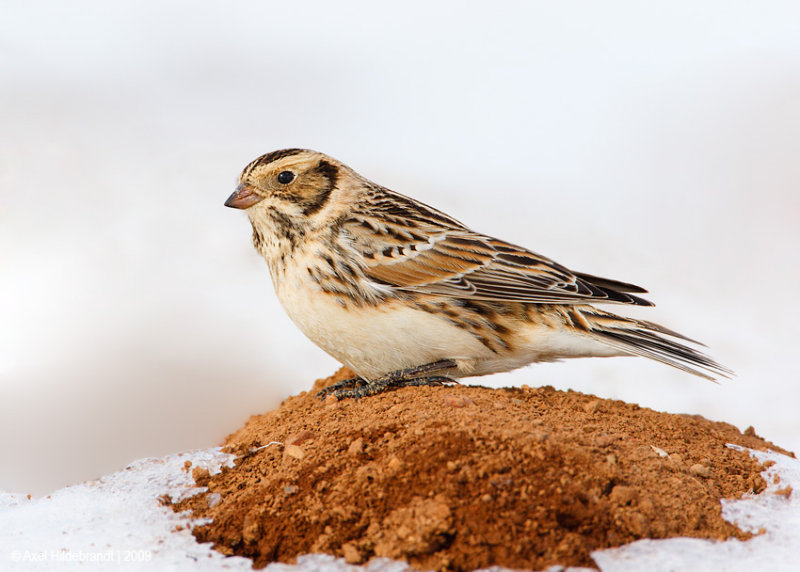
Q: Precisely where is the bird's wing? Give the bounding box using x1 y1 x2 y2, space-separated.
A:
343 187 653 306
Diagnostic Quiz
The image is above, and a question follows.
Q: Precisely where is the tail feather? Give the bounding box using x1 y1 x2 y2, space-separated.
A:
579 308 732 380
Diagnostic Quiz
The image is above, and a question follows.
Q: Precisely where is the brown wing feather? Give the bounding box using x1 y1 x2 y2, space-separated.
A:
345 186 653 307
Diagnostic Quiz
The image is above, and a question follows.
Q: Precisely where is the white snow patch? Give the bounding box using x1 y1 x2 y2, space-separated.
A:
0 446 797 571
0 448 250 571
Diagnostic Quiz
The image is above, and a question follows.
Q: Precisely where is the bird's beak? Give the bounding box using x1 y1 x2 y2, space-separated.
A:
224 183 265 209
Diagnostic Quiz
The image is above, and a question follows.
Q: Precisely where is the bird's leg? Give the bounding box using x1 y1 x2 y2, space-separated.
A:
316 360 458 401
386 375 457 388
314 376 365 397
338 375 458 400
378 360 458 382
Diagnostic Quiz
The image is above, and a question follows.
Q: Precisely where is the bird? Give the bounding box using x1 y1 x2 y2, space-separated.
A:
225 148 730 400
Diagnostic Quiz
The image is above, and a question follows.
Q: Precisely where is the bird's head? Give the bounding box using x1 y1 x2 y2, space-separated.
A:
225 149 348 225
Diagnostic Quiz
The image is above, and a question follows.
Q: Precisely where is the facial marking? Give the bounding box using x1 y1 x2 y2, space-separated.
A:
242 148 305 180
302 160 339 216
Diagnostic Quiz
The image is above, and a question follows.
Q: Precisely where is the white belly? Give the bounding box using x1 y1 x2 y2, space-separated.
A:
273 267 493 380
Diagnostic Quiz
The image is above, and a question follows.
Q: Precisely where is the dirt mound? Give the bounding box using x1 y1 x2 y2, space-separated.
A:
176 368 789 571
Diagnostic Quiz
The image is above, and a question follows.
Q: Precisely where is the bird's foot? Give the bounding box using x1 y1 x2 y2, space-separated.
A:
315 360 458 401
325 375 457 401
315 376 365 400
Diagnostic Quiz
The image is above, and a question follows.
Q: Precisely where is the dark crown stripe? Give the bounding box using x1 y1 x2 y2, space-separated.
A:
243 148 306 177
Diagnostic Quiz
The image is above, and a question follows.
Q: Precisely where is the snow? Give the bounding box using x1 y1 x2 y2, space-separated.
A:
1 446 798 571
0 449 250 571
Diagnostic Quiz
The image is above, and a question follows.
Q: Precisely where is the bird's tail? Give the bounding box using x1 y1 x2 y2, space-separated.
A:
574 306 732 381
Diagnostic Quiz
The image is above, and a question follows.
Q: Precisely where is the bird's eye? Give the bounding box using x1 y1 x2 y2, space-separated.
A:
277 171 295 184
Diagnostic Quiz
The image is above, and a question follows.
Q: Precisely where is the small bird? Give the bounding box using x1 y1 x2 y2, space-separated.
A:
225 149 730 399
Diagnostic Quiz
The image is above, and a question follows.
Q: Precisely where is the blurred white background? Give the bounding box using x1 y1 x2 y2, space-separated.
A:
1 1 798 495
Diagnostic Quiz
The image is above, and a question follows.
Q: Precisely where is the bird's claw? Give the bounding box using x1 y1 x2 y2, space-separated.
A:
317 375 457 401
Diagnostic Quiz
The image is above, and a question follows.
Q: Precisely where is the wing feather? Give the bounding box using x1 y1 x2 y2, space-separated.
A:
345 186 653 307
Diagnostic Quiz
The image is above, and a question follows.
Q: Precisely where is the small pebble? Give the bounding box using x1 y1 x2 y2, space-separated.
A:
624 511 649 536
342 542 363 564
689 463 711 478
610 485 638 505
285 445 306 460
387 456 403 471
583 400 601 414
192 467 211 486
348 438 364 455
444 394 474 408
286 430 314 446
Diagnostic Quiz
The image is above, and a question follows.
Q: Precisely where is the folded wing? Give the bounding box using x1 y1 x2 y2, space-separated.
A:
345 186 653 307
